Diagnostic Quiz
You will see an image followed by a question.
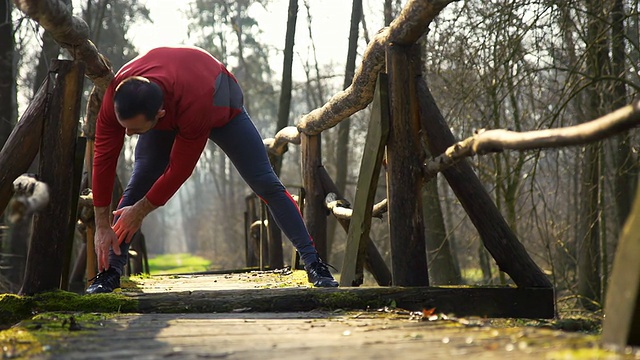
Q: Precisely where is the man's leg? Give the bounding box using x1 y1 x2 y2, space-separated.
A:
208 110 337 290
108 129 176 275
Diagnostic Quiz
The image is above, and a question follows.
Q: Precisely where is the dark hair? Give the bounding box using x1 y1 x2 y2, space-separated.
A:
113 76 163 121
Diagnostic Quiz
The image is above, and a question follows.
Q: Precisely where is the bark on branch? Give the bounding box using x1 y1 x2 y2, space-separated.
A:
13 0 114 90
8 174 49 223
324 192 388 220
424 100 640 182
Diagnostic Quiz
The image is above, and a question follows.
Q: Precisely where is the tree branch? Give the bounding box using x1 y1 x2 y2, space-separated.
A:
13 0 114 89
424 100 640 182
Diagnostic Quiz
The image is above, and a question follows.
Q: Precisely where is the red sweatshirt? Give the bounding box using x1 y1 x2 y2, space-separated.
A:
92 46 243 207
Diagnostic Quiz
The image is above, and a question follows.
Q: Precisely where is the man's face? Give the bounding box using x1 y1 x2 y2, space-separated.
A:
116 108 165 136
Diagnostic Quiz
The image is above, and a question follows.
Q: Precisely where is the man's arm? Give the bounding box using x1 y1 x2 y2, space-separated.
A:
92 85 125 271
144 134 209 206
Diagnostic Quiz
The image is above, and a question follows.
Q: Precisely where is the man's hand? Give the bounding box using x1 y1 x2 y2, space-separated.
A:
112 197 157 245
112 206 144 245
95 225 120 272
94 206 120 272
93 198 156 272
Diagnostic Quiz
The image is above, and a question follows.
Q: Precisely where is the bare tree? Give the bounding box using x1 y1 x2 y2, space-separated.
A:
0 0 15 145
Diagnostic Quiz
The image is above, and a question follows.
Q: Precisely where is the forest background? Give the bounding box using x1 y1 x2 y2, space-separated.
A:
1 0 639 311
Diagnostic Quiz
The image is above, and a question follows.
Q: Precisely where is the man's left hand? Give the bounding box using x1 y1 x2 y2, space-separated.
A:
112 196 157 245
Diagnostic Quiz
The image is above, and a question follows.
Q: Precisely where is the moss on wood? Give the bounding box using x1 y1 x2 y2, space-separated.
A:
1 290 137 328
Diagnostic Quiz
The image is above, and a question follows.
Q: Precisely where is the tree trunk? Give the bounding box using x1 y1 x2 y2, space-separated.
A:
330 0 363 263
384 0 393 26
0 0 15 146
1 0 18 292
267 0 298 269
422 177 461 285
577 0 608 309
611 0 637 232
32 30 62 96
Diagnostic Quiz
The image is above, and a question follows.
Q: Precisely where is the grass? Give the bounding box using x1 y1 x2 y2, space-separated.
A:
147 253 212 275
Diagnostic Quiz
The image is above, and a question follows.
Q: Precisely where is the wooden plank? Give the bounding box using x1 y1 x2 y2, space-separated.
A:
20 60 84 295
602 188 640 348
300 134 328 262
318 167 392 286
60 136 86 290
129 286 555 319
340 73 390 287
385 43 428 286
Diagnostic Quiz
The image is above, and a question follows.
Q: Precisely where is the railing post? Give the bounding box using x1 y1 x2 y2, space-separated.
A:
20 59 85 295
300 134 328 262
602 186 640 348
385 42 429 286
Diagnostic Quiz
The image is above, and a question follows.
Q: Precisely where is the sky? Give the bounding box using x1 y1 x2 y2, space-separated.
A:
128 0 386 82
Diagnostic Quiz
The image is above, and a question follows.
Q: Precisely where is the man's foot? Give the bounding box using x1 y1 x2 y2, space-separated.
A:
305 258 339 287
86 268 121 294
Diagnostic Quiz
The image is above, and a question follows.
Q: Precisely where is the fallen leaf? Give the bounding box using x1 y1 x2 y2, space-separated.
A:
423 308 436 317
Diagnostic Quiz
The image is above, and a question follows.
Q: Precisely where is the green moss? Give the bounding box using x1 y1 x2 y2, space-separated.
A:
33 290 137 313
1 311 124 358
0 293 34 328
0 290 138 329
0 290 139 357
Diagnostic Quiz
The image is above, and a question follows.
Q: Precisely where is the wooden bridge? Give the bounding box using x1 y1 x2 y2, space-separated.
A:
2 0 640 354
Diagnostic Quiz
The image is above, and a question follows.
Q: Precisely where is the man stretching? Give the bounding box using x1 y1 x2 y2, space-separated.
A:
87 46 338 293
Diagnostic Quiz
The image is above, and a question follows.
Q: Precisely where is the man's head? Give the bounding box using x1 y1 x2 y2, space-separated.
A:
114 76 166 135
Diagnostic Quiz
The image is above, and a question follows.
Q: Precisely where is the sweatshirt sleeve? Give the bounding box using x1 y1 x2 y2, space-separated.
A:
92 86 125 207
144 133 209 206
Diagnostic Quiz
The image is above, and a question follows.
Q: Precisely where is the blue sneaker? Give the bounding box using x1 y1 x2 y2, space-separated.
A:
86 268 120 294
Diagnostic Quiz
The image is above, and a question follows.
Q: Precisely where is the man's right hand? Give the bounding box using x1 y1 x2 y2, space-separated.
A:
94 226 121 272
94 206 120 272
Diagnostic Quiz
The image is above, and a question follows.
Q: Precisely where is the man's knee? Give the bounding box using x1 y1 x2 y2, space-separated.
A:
250 173 286 200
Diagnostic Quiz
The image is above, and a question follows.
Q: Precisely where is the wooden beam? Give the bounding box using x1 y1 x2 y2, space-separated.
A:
20 60 84 295
318 167 392 287
60 136 86 290
0 79 49 216
341 73 390 287
129 286 555 319
602 187 640 348
416 76 552 288
385 43 428 286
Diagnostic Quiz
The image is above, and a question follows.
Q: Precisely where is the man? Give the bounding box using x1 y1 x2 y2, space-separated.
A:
87 46 338 293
